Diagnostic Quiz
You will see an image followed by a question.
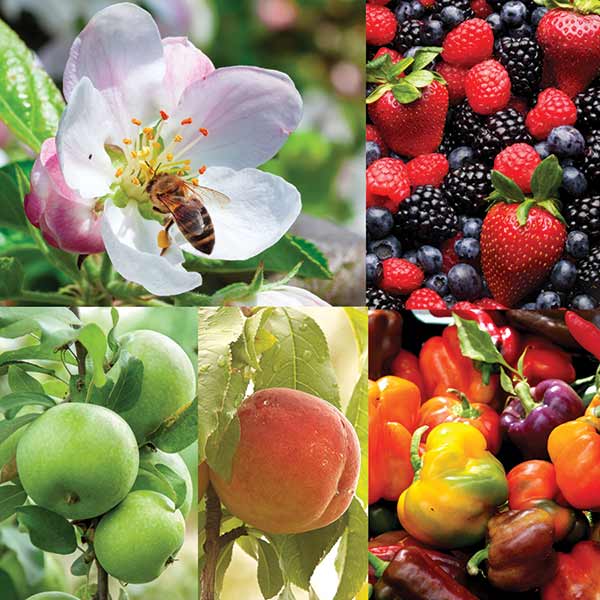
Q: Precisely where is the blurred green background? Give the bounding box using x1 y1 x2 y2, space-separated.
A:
0 0 364 296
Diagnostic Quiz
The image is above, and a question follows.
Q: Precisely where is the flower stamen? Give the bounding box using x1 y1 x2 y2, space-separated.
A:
131 118 142 126
181 117 193 126
160 110 170 121
199 128 209 136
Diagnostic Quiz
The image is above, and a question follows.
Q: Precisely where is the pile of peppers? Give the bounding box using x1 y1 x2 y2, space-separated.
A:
368 308 600 599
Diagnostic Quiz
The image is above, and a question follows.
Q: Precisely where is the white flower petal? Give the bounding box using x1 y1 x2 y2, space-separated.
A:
163 66 302 170
180 167 301 261
102 198 202 296
56 77 116 198
240 286 330 306
63 2 165 136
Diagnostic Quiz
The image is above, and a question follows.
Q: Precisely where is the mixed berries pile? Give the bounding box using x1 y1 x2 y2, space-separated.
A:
366 0 600 310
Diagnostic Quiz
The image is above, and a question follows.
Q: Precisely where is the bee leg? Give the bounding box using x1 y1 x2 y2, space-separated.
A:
158 218 175 256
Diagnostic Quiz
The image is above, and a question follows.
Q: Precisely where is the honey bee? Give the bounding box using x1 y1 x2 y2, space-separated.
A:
146 172 229 256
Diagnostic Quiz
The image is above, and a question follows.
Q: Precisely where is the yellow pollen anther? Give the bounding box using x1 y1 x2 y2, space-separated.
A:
191 178 199 186
122 138 132 145
183 159 191 165
131 150 138 159
181 117 193 126
141 146 151 158
131 176 141 186
199 128 209 136
177 170 185 176
166 153 174 161
174 134 183 143
131 118 142 126
199 165 207 174
152 141 161 149
115 167 124 177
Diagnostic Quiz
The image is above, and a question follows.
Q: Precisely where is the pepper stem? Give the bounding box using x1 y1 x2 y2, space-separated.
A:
515 380 537 415
593 406 600 418
410 425 429 479
368 551 389 578
467 546 490 577
448 388 481 419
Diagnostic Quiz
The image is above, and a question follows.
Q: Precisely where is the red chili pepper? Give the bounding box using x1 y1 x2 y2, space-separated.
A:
565 311 600 360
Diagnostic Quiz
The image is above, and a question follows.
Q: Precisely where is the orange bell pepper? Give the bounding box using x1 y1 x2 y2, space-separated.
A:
391 349 425 398
419 325 499 406
369 376 421 504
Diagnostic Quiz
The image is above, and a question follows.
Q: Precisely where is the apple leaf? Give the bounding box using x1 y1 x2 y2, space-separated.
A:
0 483 27 521
16 506 77 554
155 463 188 511
7 365 45 396
151 397 198 453
0 392 55 417
0 571 18 600
257 539 285 599
0 258 24 299
0 414 38 445
76 323 107 387
105 352 144 413
70 554 92 577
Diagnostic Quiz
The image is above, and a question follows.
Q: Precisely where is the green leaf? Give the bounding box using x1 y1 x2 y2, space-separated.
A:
0 392 55 416
151 397 198 453
185 235 332 280
491 170 526 204
530 154 563 201
332 499 368 600
411 46 443 72
17 505 76 554
365 84 391 104
107 307 120 355
0 19 65 152
240 308 275 369
155 463 188 511
257 539 285 599
453 314 510 369
279 584 297 600
70 554 92 577
0 569 18 600
7 365 44 395
0 161 33 230
119 589 130 600
391 81 421 104
516 198 537 226
254 308 341 409
0 414 38 444
76 323 107 387
499 368 515 395
403 70 435 88
0 258 23 299
215 540 235 597
0 525 45 586
0 483 27 522
104 352 144 413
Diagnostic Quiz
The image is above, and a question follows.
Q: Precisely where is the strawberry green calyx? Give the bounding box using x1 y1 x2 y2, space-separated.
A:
534 0 600 14
486 155 566 226
366 47 446 105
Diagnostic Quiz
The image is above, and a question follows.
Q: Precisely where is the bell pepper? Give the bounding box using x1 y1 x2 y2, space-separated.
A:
507 460 588 543
369 548 478 600
391 349 425 398
500 379 584 459
419 325 499 406
397 422 508 548
541 541 600 600
548 419 600 510
369 377 421 504
565 311 600 361
467 508 557 592
514 336 576 386
418 389 501 454
369 310 403 380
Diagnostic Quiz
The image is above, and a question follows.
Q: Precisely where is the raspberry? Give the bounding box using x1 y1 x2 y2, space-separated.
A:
525 88 578 141
437 62 468 105
380 258 424 295
406 154 449 188
493 143 541 194
366 4 397 46
465 59 511 115
452 301 479 310
442 19 494 68
441 233 463 273
366 158 410 212
405 288 447 309
470 0 493 18
373 47 403 64
367 124 388 156
475 298 507 309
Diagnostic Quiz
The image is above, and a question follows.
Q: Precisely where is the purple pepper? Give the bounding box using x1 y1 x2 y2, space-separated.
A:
500 378 584 459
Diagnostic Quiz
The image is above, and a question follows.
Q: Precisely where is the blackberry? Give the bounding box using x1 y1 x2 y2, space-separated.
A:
446 101 484 149
575 82 600 131
441 162 492 215
577 245 600 301
394 19 423 53
581 130 600 185
565 195 600 242
496 37 542 98
367 287 404 311
395 185 458 243
475 108 533 162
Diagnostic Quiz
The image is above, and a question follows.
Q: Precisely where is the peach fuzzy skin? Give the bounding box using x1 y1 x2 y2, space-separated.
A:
209 388 360 534
199 461 209 499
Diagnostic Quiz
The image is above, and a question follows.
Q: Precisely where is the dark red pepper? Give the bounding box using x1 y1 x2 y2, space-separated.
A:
369 310 403 379
565 311 600 360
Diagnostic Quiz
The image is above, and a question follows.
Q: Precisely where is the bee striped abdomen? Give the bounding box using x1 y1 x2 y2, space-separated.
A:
172 201 215 254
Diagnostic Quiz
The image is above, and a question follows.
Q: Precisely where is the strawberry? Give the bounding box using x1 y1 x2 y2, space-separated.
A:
481 155 567 307
470 0 493 18
493 143 541 194
367 50 449 158
366 4 397 46
366 157 411 212
366 124 389 156
525 87 577 140
441 232 463 273
373 47 404 64
436 61 468 104
442 19 494 67
405 288 447 310
380 258 424 295
537 6 600 98
406 153 449 187
475 298 507 309
465 59 511 115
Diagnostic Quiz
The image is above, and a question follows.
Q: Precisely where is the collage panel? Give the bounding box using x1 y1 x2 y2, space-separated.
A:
198 307 368 600
0 307 198 600
369 308 600 598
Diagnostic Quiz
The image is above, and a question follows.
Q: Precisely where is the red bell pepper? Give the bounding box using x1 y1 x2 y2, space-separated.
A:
565 311 600 361
391 349 425 398
514 336 576 386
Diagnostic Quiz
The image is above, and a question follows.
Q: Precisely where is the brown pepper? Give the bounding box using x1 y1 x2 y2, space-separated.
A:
368 310 402 379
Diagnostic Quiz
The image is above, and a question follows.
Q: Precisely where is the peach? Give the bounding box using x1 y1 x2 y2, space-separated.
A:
209 388 360 534
199 461 209 499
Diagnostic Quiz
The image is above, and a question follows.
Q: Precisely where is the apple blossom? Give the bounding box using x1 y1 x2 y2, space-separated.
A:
25 2 303 296
232 284 330 307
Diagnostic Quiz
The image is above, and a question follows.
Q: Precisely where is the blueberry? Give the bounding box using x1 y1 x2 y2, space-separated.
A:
531 6 547 27
394 1 414 22
417 245 443 273
366 141 381 168
443 294 457 307
454 237 480 259
566 230 589 259
534 141 551 159
501 1 528 27
366 253 382 285
462 218 483 239
520 302 537 310
570 294 597 310
368 235 403 260
547 126 586 157
536 290 562 309
403 249 419 265
420 18 445 45
366 207 394 240
508 23 532 38
561 166 588 197
448 146 475 170
486 13 504 34
440 6 465 28
409 0 425 18
425 273 449 296
550 259 577 291
448 263 483 300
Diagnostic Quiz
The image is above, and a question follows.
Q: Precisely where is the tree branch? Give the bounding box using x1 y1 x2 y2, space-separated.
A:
95 559 109 600
201 483 222 600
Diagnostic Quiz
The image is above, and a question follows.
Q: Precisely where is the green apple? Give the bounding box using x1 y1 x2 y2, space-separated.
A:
133 448 193 517
110 330 196 444
25 594 78 600
16 403 139 520
94 490 185 584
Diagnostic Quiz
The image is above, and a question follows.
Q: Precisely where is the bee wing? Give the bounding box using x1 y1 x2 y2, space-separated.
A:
196 186 231 207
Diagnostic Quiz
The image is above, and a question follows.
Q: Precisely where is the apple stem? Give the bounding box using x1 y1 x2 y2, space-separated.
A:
95 559 109 600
